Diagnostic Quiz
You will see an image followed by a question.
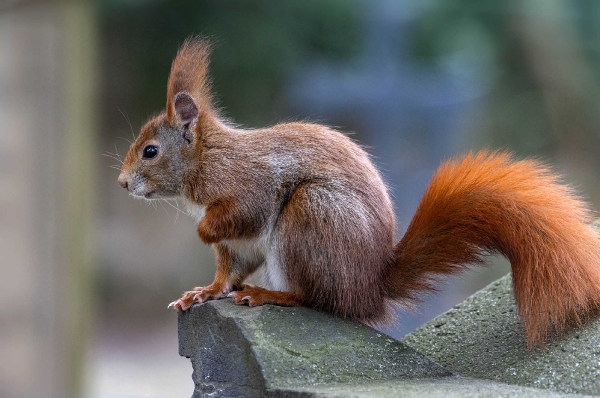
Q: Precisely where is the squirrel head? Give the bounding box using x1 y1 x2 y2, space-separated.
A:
118 37 213 200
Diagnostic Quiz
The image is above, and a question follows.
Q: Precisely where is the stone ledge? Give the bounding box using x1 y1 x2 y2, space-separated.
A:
178 289 600 397
178 300 449 397
178 220 600 397
291 376 592 398
403 274 600 396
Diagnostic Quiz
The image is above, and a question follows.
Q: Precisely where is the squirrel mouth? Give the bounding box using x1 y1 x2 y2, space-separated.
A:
143 191 157 199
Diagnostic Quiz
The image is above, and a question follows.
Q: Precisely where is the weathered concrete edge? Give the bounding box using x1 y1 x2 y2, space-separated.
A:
178 298 597 397
402 221 600 396
179 299 451 397
179 302 270 397
287 376 596 398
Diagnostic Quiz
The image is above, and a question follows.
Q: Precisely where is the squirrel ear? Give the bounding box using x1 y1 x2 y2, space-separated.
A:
173 92 199 131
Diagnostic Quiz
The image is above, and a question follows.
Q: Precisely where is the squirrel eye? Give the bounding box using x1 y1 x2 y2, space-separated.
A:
142 145 158 159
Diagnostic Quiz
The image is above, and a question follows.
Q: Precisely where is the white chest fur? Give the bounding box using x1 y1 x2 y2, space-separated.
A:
224 234 290 292
224 237 266 266
182 198 207 223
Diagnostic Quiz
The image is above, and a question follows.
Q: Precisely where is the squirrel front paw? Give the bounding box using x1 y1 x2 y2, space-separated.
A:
168 282 233 311
167 290 197 312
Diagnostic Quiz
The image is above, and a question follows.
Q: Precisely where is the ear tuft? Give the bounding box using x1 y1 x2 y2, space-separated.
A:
174 92 199 129
166 37 212 122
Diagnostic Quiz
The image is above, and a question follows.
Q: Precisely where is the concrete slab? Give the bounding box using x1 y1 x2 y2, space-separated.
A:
179 299 450 397
294 376 594 398
403 275 600 396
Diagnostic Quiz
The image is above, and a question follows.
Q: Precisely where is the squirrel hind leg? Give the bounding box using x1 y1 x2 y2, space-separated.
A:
228 284 302 307
275 181 394 321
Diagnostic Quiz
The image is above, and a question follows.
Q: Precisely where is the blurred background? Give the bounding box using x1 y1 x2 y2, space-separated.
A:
2 0 600 396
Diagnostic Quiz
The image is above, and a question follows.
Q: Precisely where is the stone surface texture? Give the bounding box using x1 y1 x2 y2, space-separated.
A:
179 300 450 397
295 376 593 398
403 274 600 396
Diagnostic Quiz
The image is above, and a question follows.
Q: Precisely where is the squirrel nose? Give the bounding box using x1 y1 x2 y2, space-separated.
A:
118 174 129 190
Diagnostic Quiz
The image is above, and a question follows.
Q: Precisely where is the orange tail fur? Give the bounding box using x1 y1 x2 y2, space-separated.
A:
387 151 600 346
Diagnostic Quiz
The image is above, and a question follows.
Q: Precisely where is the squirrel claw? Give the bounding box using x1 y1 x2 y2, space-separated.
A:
167 299 184 312
241 296 254 307
193 283 232 303
193 292 208 303
168 294 195 312
229 290 259 307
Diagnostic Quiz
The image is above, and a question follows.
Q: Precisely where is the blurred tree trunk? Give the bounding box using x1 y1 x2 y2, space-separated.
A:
0 1 96 397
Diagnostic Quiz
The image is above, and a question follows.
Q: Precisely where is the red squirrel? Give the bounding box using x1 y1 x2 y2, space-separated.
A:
117 37 600 347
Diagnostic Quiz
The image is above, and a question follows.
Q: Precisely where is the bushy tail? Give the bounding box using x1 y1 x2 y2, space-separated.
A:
386 151 600 347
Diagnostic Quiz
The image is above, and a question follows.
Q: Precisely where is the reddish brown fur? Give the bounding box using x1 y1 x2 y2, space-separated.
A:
230 285 303 307
120 37 600 348
389 152 600 346
197 199 264 244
